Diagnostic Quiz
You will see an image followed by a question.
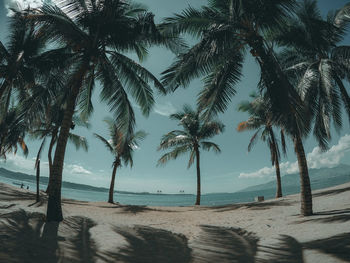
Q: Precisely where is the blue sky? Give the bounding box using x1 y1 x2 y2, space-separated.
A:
0 0 350 194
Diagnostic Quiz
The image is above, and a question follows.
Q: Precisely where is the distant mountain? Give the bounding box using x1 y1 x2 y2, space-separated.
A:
0 167 155 195
239 164 350 195
1 164 350 201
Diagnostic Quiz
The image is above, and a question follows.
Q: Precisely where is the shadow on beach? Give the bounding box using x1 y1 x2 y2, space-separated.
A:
0 210 98 263
313 186 350 198
99 226 192 263
293 208 350 224
0 210 60 263
303 233 350 262
199 199 295 213
0 210 349 262
0 185 44 202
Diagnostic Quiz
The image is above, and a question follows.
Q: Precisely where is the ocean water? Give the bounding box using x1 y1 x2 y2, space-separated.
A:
0 175 270 206
1 174 348 206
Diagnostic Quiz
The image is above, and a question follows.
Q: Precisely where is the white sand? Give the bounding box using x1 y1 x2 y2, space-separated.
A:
0 181 349 262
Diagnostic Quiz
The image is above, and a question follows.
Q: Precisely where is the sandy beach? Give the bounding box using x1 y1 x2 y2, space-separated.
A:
0 181 349 262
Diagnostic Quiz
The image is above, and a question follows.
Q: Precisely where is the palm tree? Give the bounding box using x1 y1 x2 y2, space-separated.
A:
274 0 350 150
161 0 318 216
0 106 28 159
94 118 147 203
32 110 88 202
0 12 70 114
161 0 301 120
158 105 224 205
24 0 172 221
30 101 89 195
266 1 350 216
237 93 286 198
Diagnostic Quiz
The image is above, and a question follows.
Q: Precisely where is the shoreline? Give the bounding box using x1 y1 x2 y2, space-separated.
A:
0 181 350 262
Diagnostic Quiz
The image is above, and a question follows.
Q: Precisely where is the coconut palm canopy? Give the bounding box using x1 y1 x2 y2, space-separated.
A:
0 0 349 196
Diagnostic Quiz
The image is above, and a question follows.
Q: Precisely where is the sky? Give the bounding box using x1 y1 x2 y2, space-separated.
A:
0 0 350 194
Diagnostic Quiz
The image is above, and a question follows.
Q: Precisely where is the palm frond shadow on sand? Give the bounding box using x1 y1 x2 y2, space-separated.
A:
100 225 306 263
0 210 349 262
313 186 350 197
190 226 350 263
0 210 60 263
96 204 175 214
293 208 350 224
303 233 350 262
98 225 192 263
0 186 40 202
0 210 98 263
191 226 259 263
199 199 295 213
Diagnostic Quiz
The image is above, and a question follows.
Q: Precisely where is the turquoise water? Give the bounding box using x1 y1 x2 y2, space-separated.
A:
0 175 263 206
2 174 349 206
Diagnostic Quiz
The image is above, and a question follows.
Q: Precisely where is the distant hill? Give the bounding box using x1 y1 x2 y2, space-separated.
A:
0 167 154 195
239 164 350 195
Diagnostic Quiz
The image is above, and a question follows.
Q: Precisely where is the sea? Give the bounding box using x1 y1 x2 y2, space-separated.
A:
1 173 348 207
0 175 282 206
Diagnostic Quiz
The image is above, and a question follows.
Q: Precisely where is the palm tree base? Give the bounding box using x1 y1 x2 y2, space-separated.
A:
46 195 63 222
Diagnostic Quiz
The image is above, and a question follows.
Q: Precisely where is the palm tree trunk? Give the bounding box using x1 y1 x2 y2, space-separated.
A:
195 148 201 206
275 156 282 198
36 160 40 202
46 65 88 222
108 160 119 204
268 127 283 198
294 134 313 216
45 129 58 193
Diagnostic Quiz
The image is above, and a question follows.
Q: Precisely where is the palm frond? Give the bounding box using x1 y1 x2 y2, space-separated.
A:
187 149 196 169
248 130 261 152
201 141 221 153
98 55 135 137
157 144 191 167
93 133 114 154
198 51 243 118
334 2 350 28
68 133 88 151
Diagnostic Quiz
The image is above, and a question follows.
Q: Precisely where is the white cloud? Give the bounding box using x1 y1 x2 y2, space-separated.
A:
0 154 49 174
65 164 92 175
239 134 350 179
0 154 92 177
153 101 177 117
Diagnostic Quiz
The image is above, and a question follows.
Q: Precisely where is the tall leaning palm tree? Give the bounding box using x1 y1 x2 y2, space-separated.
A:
32 113 88 202
158 105 224 205
94 118 146 203
237 93 286 198
161 0 316 216
30 101 89 194
274 0 350 150
267 1 350 216
25 0 172 221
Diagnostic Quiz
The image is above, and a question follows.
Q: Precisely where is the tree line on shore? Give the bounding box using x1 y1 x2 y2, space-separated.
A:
0 0 350 222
